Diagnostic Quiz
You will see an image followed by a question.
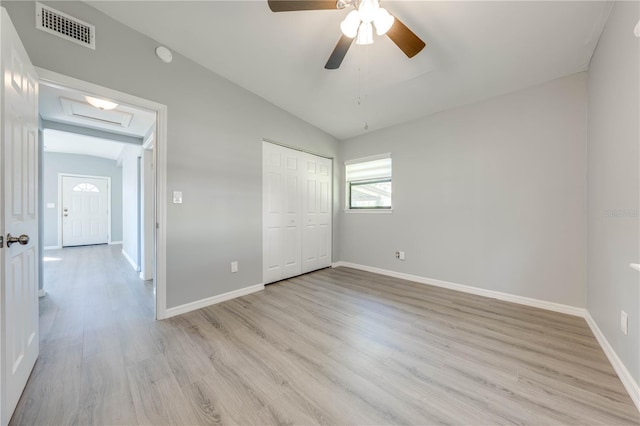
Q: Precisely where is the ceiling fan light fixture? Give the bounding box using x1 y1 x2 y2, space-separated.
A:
340 10 360 38
358 0 377 23
356 21 373 45
84 96 118 110
373 7 394 35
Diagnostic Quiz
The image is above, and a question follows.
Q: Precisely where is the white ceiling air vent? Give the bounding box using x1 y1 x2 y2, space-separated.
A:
36 2 95 50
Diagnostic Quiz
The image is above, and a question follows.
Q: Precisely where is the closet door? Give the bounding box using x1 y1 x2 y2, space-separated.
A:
264 142 332 284
281 149 302 279
263 142 285 284
263 142 302 284
316 157 332 269
302 154 332 273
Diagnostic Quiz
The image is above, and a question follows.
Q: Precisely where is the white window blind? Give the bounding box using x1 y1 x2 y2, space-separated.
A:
345 156 392 182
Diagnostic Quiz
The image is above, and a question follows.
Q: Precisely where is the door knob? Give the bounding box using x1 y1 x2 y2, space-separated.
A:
6 234 29 247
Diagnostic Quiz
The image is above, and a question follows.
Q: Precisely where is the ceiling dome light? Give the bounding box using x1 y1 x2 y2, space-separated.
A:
84 96 118 110
373 7 394 36
356 21 373 45
340 10 360 38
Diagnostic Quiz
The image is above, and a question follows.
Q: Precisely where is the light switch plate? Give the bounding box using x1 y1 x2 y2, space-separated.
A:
172 191 183 204
231 261 238 273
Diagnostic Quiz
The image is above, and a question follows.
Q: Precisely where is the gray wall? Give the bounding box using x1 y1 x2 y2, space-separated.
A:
3 1 340 308
339 73 588 308
42 152 123 247
587 1 639 384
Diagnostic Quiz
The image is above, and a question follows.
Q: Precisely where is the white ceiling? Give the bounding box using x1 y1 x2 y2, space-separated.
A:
43 129 126 160
39 83 156 138
87 1 612 140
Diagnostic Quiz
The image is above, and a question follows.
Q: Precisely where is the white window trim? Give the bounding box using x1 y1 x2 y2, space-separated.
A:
343 208 393 214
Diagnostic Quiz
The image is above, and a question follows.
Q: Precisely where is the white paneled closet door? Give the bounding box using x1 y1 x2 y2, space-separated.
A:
263 142 332 284
302 154 332 274
263 142 302 284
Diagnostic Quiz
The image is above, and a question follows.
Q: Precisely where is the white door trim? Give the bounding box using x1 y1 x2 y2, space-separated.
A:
35 67 168 321
57 173 111 248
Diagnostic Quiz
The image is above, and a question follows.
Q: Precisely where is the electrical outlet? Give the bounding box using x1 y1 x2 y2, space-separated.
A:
621 311 628 336
231 261 238 273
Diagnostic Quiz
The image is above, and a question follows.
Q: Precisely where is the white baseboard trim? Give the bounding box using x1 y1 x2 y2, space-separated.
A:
160 283 265 320
109 240 123 245
585 312 640 411
38 289 46 298
139 271 152 281
43 245 61 250
121 249 140 272
331 261 586 317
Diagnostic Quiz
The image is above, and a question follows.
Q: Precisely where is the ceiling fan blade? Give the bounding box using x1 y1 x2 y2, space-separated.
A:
386 17 426 58
325 35 354 69
268 0 337 12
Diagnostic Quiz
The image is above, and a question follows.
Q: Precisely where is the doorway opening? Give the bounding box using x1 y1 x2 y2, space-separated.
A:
37 68 168 319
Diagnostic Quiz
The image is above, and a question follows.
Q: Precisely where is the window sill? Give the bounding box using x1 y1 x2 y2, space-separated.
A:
343 209 393 214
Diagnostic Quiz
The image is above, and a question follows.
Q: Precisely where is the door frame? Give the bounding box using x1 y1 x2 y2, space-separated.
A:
57 173 111 248
36 67 169 320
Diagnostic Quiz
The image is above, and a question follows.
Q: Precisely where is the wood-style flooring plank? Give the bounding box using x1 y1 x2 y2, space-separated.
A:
9 246 639 425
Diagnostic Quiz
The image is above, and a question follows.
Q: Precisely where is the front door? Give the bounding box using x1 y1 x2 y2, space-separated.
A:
61 175 109 247
1 8 39 425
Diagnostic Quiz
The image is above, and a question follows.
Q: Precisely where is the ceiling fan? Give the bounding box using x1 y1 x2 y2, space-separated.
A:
268 0 426 70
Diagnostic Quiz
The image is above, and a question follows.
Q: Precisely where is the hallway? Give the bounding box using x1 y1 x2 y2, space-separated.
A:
12 245 153 424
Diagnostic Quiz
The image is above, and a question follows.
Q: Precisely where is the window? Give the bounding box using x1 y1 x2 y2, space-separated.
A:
345 155 392 209
72 183 100 192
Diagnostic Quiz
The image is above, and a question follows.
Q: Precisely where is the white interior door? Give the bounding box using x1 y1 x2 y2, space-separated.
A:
1 8 39 425
140 144 155 280
262 142 302 284
263 142 331 284
315 157 332 269
302 154 332 273
281 149 302 279
61 175 109 247
302 156 319 273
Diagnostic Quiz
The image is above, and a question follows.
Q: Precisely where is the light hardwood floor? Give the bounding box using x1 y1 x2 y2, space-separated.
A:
10 244 639 425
